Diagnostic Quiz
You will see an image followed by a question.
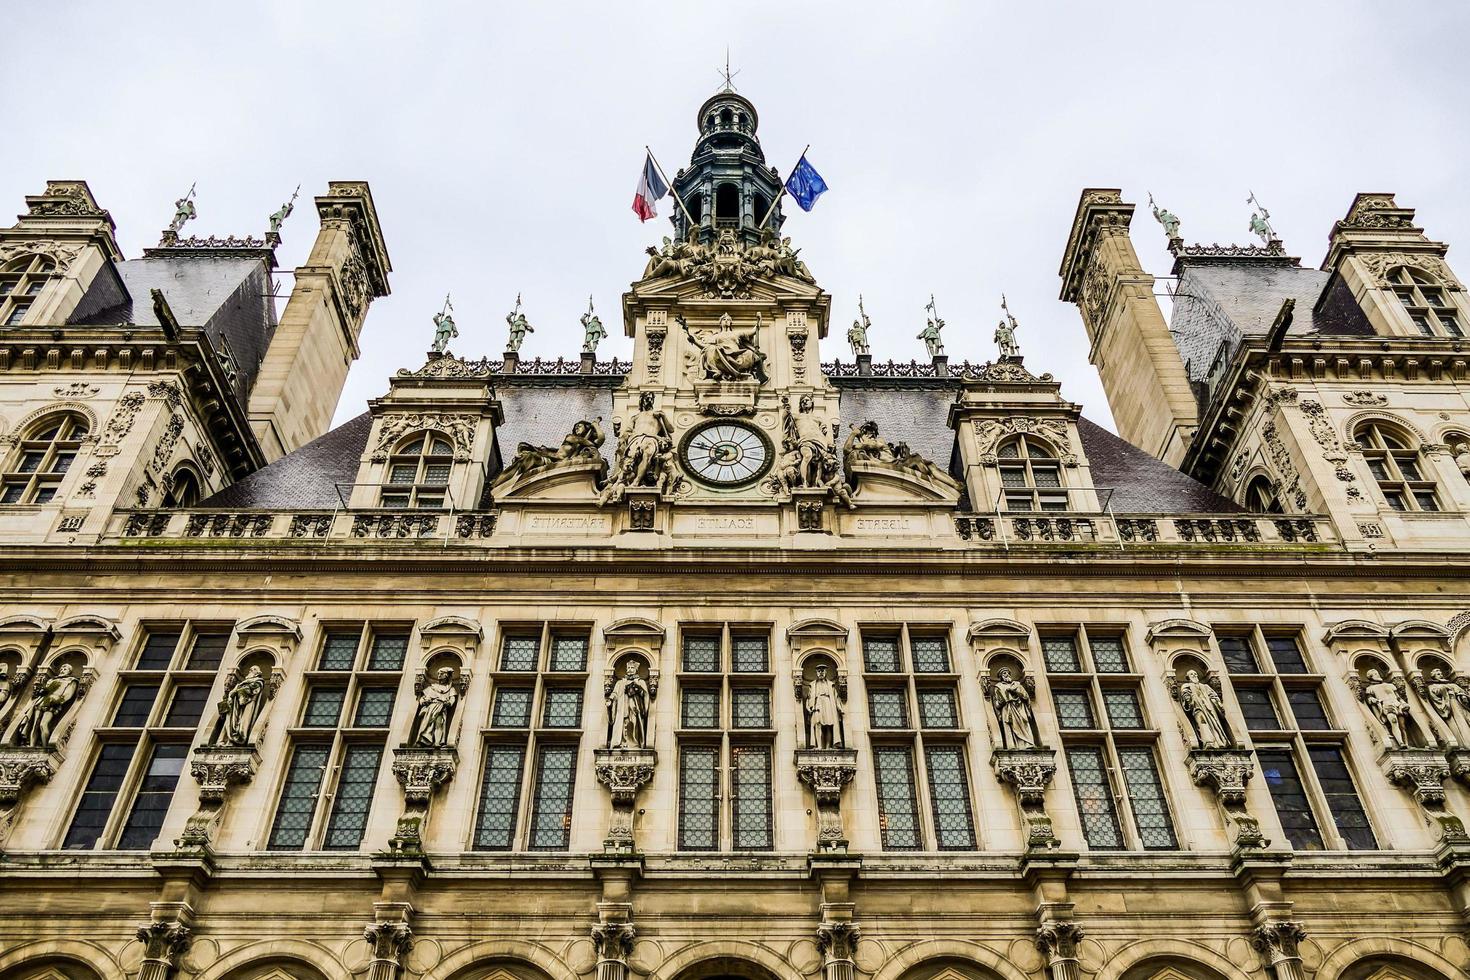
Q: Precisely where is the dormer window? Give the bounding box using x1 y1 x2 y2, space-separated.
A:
1390 268 1462 337
1356 421 1438 512
1 412 87 504
381 433 453 509
997 436 1066 511
0 255 56 327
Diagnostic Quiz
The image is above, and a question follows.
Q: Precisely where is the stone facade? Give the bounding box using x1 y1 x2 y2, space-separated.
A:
0 99 1466 980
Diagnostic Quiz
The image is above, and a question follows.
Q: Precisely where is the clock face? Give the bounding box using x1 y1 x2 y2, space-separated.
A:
680 421 772 487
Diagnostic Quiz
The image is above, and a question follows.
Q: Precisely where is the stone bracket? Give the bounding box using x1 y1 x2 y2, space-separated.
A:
796 747 858 853
177 743 260 849
992 747 1059 849
0 746 63 848
388 746 458 855
595 747 656 854
1187 748 1270 851
1381 747 1468 843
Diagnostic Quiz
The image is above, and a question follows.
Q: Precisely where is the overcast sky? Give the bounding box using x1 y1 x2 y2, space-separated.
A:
5 2 1469 433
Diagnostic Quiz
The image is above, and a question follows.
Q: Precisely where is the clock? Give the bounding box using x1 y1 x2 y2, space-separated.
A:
680 420 772 487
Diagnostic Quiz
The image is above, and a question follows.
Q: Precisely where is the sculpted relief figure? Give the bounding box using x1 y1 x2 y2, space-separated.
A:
601 393 678 504
607 661 650 750
1180 669 1231 749
1424 668 1470 746
804 664 845 749
679 313 768 384
217 665 267 746
497 418 606 487
990 667 1037 750
1453 440 1470 481
1364 669 1411 748
843 420 947 484
776 395 854 508
13 664 79 748
408 667 458 748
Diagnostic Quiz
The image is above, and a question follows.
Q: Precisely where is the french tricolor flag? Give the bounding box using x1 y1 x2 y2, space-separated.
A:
632 152 669 222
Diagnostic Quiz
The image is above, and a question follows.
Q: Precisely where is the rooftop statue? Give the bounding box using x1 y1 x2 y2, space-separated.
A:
505 294 534 353
1149 192 1181 241
918 295 945 358
431 295 458 354
995 294 1021 359
581 296 607 354
167 183 197 235
679 312 768 384
848 295 871 357
1247 191 1277 245
268 184 300 234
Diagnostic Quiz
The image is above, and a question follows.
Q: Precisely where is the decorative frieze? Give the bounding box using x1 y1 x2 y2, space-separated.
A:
972 417 1076 465
796 747 858 852
370 412 479 462
288 514 332 538
1116 518 1157 542
102 391 145 443
351 514 439 538
1174 518 1260 543
455 513 497 537
184 513 272 537
123 513 170 537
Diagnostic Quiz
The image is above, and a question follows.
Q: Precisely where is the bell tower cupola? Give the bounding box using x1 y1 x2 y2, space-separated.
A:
672 87 786 246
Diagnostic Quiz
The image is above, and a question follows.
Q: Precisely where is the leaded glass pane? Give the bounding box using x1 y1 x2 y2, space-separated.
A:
731 635 769 673
112 684 159 726
473 743 525 849
868 688 908 728
267 744 329 849
917 688 958 729
117 742 188 850
353 688 397 728
682 635 720 672
549 634 589 671
1117 747 1176 849
925 744 975 849
1287 688 1332 730
324 744 382 849
911 636 950 673
1053 689 1095 729
542 688 583 728
679 745 719 849
528 744 577 850
1067 746 1123 849
163 684 211 728
1089 635 1128 673
874 745 921 850
681 688 719 728
1218 636 1260 674
367 632 409 671
1042 634 1081 672
863 636 901 673
1308 746 1377 849
1234 685 1280 730
319 630 360 671
137 630 180 670
186 632 230 670
500 635 540 671
492 686 533 727
732 746 772 849
1102 689 1144 729
1266 636 1309 674
1257 748 1324 850
732 687 770 728
64 742 136 849
303 687 345 728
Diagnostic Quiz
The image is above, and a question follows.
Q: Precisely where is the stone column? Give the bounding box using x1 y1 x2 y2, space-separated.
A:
591 921 636 980
816 920 860 980
1034 921 1084 980
364 920 414 980
1251 921 1307 980
135 921 191 980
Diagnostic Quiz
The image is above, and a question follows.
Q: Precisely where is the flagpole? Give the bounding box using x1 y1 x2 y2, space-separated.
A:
758 144 809 231
645 146 699 234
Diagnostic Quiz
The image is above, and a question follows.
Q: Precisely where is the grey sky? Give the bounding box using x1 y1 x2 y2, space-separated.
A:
6 2 1468 434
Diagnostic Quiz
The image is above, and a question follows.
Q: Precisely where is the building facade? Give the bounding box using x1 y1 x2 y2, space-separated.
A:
0 90 1467 980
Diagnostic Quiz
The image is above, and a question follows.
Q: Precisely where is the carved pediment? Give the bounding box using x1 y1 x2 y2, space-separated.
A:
604 617 665 641
1323 619 1392 644
50 615 119 639
968 618 1032 641
234 614 302 640
0 615 49 634
787 618 848 641
1144 619 1212 643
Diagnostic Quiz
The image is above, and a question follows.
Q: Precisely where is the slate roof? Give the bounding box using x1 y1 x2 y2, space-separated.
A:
203 378 1238 516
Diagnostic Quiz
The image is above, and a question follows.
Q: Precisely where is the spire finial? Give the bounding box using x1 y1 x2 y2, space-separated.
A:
717 47 740 93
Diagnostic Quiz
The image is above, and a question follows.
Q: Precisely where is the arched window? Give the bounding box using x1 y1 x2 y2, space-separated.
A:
715 183 739 223
1244 475 1283 513
1 412 88 504
1356 421 1438 511
1390 268 1462 337
163 467 202 508
997 435 1066 511
0 254 56 326
719 107 733 127
381 432 453 509
688 193 703 223
0 960 106 980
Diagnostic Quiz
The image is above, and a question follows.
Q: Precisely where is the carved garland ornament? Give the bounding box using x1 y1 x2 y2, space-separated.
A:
0 241 84 273
973 417 1076 465
1260 420 1309 510
102 392 145 444
1297 400 1364 499
371 413 478 462
1357 252 1462 290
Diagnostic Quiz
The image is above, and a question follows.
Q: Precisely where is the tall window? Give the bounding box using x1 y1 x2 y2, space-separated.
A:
996 436 1067 511
266 624 410 850
163 467 202 508
473 623 590 851
675 626 774 850
1216 625 1376 850
861 626 975 850
1244 475 1283 514
1044 625 1176 850
63 622 232 849
381 432 454 509
1 412 88 505
1390 268 1463 337
0 254 54 326
1356 422 1438 512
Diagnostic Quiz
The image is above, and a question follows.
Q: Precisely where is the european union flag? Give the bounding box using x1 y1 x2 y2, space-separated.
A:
784 155 828 212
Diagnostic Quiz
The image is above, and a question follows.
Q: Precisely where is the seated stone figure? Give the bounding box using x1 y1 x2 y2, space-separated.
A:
496 418 606 487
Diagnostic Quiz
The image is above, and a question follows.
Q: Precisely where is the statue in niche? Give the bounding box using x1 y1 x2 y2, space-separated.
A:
606 660 650 750
989 666 1037 750
505 295 534 353
605 392 675 498
13 664 78 748
1452 441 1470 481
804 664 845 749
408 667 458 748
581 298 607 354
1179 669 1231 749
679 312 768 384
0 663 11 715
1424 668 1470 746
497 418 606 486
217 665 267 746
1364 668 1411 748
